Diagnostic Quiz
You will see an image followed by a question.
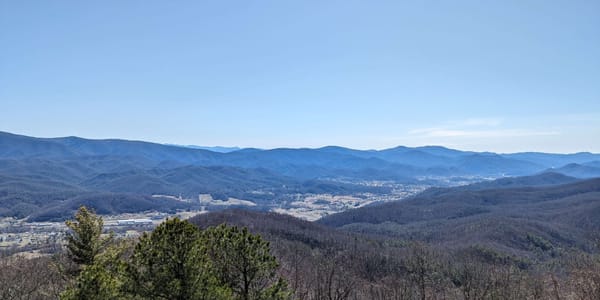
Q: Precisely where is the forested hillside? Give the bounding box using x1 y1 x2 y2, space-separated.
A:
319 176 600 258
4 207 600 299
189 209 600 299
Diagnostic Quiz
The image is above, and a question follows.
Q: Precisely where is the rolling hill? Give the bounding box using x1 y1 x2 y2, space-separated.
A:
546 163 600 178
319 175 600 256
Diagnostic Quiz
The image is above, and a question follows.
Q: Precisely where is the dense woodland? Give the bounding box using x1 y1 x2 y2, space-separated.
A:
319 177 600 256
2 207 289 300
2 206 600 299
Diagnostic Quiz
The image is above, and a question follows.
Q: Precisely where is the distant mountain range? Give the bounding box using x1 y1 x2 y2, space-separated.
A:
2 131 599 178
1 131 599 220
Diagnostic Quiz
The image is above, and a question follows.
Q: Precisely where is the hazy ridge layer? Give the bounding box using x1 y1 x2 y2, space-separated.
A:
1 131 599 221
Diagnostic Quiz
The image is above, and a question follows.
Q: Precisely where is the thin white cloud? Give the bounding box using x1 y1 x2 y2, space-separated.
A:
386 114 599 153
409 128 560 138
456 117 503 127
408 116 560 139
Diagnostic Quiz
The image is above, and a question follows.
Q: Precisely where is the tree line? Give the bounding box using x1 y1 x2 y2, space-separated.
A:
1 207 600 299
61 207 288 300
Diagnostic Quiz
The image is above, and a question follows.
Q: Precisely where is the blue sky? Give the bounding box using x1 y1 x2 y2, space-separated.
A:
1 1 599 153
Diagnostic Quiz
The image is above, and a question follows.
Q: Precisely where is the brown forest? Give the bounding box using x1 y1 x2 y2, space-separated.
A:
2 205 600 299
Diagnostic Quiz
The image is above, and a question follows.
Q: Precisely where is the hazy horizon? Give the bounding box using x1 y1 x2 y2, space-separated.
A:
3 130 599 155
1 1 599 153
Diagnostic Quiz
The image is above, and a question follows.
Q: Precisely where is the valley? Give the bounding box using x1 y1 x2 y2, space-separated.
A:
1 131 599 258
0 180 429 253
